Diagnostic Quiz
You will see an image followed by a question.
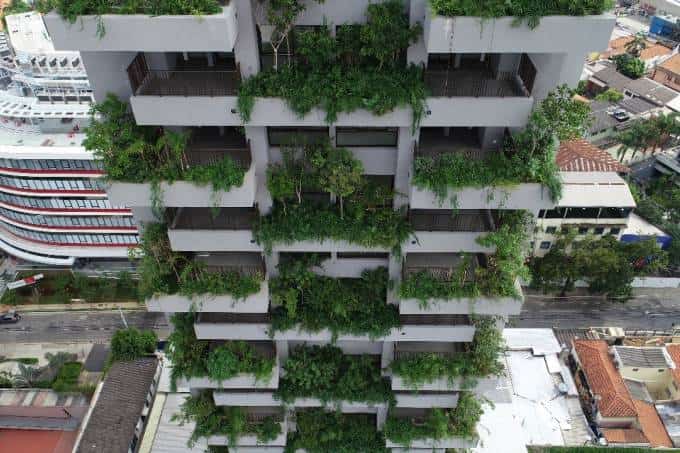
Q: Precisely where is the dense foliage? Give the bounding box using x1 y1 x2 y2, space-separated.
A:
255 143 413 253
238 0 426 128
45 0 221 21
285 409 388 453
277 344 393 405
166 313 274 387
612 53 646 79
390 317 504 389
531 234 668 300
428 0 614 27
384 393 482 444
270 257 399 338
400 211 530 303
414 86 589 203
594 88 624 102
616 113 680 162
175 392 281 447
136 223 263 301
85 95 246 192
110 327 157 362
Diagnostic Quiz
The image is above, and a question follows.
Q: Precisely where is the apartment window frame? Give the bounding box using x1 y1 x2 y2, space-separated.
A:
335 127 399 147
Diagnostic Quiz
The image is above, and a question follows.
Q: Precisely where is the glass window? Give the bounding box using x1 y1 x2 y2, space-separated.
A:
610 227 621 235
578 227 589 235
544 208 566 219
336 127 398 147
267 127 329 147
545 226 557 234
540 241 551 250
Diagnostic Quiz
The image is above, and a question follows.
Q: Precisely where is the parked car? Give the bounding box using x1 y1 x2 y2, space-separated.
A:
0 310 21 324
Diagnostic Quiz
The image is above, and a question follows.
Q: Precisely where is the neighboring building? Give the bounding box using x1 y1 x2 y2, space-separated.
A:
0 12 137 266
653 52 680 90
643 0 680 18
531 140 636 257
622 212 673 249
44 1 615 451
601 36 674 71
613 346 678 401
650 14 680 40
74 357 159 453
588 64 679 106
572 339 674 448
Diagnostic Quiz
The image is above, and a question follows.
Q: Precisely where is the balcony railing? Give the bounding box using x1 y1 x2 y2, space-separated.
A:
136 69 241 96
403 253 480 282
198 313 271 324
170 207 257 230
409 210 496 232
425 69 528 98
400 314 471 326
186 129 251 169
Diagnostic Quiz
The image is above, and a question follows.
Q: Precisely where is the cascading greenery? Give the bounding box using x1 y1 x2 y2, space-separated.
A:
85 94 246 193
389 317 504 389
238 0 427 129
384 392 483 445
285 409 389 453
429 0 614 27
254 142 413 253
413 86 592 203
136 223 263 301
166 313 275 387
174 391 282 447
269 256 399 338
276 344 394 405
44 0 221 21
400 211 530 303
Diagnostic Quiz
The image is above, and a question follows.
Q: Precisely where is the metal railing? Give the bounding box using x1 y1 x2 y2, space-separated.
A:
425 70 527 97
136 69 241 96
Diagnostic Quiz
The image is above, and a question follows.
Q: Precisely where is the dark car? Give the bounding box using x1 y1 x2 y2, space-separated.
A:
0 310 21 323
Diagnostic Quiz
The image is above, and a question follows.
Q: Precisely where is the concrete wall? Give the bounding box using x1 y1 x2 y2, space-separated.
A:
146 281 269 313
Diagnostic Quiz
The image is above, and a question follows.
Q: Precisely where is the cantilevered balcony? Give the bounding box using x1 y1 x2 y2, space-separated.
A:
385 408 477 450
146 253 268 313
207 408 288 448
405 209 497 253
180 341 279 390
108 127 255 207
130 54 242 126
400 253 523 317
167 207 260 252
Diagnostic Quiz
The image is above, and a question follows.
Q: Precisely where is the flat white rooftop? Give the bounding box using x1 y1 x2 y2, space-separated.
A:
5 12 54 54
0 129 91 160
558 171 636 208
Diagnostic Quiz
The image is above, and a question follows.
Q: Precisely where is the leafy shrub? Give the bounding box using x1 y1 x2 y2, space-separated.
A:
206 342 275 383
612 54 646 79
110 327 157 362
52 362 82 393
594 88 624 102
277 344 393 405
47 0 222 20
286 409 388 453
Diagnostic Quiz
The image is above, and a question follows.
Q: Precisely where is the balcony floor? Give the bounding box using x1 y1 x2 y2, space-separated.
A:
425 69 523 97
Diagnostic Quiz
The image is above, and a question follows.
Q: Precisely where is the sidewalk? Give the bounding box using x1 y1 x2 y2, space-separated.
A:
1 301 144 312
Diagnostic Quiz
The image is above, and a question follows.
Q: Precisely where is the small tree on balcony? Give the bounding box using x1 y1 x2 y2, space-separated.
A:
261 0 306 70
310 144 364 219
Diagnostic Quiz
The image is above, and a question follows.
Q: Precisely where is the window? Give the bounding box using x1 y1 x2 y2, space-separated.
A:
610 227 621 235
540 241 551 250
545 226 557 234
594 227 604 235
578 227 589 235
267 127 329 147
335 127 398 147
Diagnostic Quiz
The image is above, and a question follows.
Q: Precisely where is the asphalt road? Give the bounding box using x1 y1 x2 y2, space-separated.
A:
514 290 680 330
0 311 169 344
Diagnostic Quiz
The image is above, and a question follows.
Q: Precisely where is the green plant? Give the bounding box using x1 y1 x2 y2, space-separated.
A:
594 88 624 102
238 1 426 129
207 342 275 383
175 392 282 447
428 0 614 27
612 53 646 79
276 344 393 405
47 0 221 21
384 393 482 445
178 261 263 300
285 409 388 453
166 313 209 387
390 317 504 389
270 258 399 338
51 362 82 393
110 327 157 362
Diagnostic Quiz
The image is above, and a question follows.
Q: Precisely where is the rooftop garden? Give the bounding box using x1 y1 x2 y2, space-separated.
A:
137 223 263 301
166 313 275 388
85 95 247 194
44 0 223 21
390 317 504 389
238 0 426 128
175 391 282 448
285 409 388 453
269 255 399 339
254 142 413 253
400 211 530 304
413 86 592 203
276 344 393 406
429 0 614 26
384 392 482 445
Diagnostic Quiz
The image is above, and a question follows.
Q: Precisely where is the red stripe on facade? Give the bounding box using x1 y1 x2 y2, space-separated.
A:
0 167 104 176
0 184 106 196
0 214 137 233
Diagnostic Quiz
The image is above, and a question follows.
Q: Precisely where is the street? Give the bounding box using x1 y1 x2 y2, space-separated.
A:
0 310 169 343
515 290 680 330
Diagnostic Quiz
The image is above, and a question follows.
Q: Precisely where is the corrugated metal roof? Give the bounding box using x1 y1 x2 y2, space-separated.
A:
149 393 206 453
614 346 671 368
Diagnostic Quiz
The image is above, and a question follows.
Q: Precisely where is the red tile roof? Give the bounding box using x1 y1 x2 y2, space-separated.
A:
602 36 672 61
557 140 630 173
633 400 673 448
573 339 637 418
602 428 649 444
665 344 680 385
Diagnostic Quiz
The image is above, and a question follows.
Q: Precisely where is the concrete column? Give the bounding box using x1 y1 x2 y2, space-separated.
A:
529 52 587 103
130 207 156 227
407 0 427 66
376 406 388 430
245 126 272 214
275 340 289 363
265 252 279 278
381 341 394 370
387 254 402 306
478 127 505 151
80 51 136 102
235 0 261 77
394 127 415 209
